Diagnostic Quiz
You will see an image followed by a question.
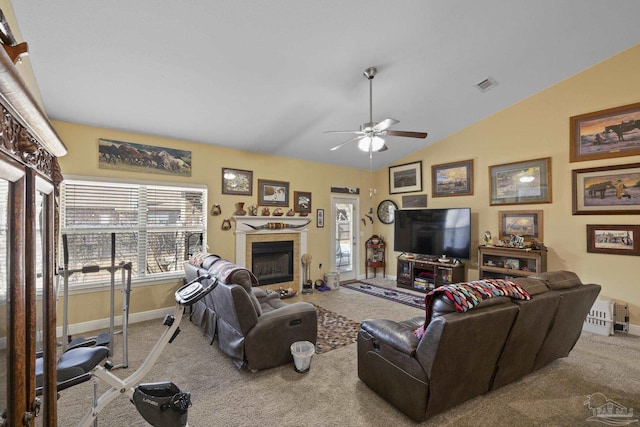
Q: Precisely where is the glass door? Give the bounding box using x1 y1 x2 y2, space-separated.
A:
331 196 359 281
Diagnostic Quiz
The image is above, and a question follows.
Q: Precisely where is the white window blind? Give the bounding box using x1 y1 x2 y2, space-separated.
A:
60 179 206 287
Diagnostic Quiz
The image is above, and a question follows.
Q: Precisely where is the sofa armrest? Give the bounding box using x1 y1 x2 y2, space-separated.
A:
361 319 419 356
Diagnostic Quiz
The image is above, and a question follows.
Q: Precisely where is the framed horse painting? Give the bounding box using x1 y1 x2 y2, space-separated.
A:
572 162 640 215
570 102 640 162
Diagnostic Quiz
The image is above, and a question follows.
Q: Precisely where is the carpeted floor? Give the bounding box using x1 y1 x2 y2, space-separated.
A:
54 278 640 426
341 281 426 309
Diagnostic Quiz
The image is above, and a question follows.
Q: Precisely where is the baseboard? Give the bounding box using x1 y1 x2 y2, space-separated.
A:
56 306 174 339
629 323 640 336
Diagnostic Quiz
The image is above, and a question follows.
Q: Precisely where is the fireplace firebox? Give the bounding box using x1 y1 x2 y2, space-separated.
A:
251 240 294 285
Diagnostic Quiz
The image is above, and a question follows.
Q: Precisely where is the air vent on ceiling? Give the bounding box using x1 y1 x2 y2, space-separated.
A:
476 77 497 92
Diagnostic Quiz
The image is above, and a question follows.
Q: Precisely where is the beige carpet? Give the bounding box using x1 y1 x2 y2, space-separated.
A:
55 279 640 426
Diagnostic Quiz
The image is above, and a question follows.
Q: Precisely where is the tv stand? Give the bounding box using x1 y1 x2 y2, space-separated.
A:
397 256 465 293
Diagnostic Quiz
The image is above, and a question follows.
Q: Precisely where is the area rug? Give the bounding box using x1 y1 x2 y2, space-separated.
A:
313 304 361 354
341 281 426 310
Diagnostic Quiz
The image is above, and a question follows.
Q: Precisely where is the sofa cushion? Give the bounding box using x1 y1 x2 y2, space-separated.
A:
530 270 582 290
512 277 549 295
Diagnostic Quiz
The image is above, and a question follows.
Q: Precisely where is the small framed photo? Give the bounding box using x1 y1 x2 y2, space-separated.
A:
587 224 639 256
294 191 312 213
432 159 474 197
389 161 422 194
258 179 289 206
570 102 640 163
401 194 427 208
572 162 640 215
498 210 543 242
504 258 520 270
489 157 551 206
316 209 324 228
222 167 253 195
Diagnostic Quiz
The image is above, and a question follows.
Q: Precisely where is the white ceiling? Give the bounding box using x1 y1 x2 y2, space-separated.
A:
10 1 640 170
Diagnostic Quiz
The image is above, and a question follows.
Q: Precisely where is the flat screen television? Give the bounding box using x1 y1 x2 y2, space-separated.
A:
394 208 471 260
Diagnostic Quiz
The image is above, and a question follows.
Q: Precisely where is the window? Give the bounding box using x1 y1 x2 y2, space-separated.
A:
60 178 206 287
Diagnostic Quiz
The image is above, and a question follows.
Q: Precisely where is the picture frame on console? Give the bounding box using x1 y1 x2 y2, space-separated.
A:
389 161 422 194
258 179 289 206
432 159 474 197
572 163 640 215
489 157 551 206
498 210 543 242
569 102 640 163
222 167 253 195
586 224 640 256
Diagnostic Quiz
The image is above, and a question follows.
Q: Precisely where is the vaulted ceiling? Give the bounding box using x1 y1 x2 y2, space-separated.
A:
11 1 640 170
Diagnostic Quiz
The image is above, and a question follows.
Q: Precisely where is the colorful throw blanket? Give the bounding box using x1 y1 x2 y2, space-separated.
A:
208 259 260 287
414 279 531 339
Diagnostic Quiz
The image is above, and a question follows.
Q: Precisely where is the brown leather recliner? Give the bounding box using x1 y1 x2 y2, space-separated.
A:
184 257 317 371
357 271 600 421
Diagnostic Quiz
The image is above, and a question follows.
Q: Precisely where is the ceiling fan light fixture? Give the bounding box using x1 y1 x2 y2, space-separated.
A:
358 136 385 152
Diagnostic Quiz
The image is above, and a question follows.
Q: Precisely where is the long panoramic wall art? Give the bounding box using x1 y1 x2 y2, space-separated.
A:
98 138 192 177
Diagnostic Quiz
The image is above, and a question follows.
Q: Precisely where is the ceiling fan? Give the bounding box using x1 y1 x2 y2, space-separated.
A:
326 66 428 154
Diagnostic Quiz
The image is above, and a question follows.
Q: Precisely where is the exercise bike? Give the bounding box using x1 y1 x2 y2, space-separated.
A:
37 273 217 426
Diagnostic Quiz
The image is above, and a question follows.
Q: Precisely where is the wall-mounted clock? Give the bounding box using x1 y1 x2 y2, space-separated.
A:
377 199 398 224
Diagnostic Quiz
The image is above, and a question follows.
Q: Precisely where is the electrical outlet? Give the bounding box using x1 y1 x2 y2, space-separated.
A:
319 263 322 269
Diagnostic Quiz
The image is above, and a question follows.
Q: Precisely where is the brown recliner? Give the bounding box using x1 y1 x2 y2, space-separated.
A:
357 271 601 422
184 258 317 371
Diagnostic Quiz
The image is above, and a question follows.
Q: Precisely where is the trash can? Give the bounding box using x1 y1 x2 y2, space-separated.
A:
290 340 315 373
325 272 340 289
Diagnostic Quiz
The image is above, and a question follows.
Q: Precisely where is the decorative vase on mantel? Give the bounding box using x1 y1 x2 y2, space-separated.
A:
235 202 247 216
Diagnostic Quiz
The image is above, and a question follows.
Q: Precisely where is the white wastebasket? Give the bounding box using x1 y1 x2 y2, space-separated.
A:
290 341 315 373
325 272 340 289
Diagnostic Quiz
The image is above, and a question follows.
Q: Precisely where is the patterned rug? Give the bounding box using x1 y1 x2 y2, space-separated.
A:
341 281 426 310
313 304 361 354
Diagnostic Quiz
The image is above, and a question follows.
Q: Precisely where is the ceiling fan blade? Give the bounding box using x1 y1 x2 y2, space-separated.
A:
385 130 428 139
377 143 389 152
372 118 400 132
330 135 363 151
324 130 365 135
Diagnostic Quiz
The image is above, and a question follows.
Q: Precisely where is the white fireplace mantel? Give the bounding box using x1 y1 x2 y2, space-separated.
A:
233 216 310 271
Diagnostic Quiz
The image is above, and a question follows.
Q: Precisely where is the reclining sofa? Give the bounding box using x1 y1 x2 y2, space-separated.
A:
357 271 600 421
184 254 317 371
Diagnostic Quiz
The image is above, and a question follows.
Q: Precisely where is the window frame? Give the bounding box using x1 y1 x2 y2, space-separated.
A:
60 175 207 292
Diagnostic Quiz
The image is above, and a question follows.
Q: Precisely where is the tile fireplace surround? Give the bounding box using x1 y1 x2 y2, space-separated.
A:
233 216 309 292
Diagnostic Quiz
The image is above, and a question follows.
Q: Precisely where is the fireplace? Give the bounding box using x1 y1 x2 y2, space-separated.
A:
251 240 294 285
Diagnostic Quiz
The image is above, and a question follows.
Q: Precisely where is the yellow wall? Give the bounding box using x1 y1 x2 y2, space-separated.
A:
55 121 371 325
375 44 640 325
55 44 640 327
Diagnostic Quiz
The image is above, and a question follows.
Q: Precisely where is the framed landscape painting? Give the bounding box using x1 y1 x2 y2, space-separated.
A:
572 163 640 215
498 210 543 242
587 224 639 256
570 102 640 162
489 157 551 206
432 159 473 197
389 161 422 194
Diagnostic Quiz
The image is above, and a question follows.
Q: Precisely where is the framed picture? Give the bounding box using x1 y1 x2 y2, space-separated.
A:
432 159 474 197
98 138 192 177
402 194 427 208
504 258 520 270
572 163 640 215
570 102 640 163
258 179 289 207
489 157 552 206
389 161 422 194
222 167 253 195
294 191 312 213
316 209 324 228
498 210 543 242
586 225 639 256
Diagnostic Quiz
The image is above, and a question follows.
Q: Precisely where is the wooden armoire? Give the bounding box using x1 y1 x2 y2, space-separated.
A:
0 44 66 424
